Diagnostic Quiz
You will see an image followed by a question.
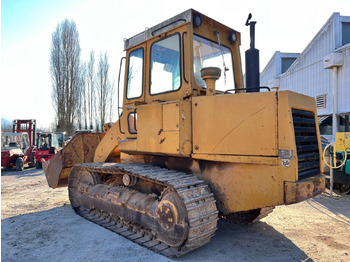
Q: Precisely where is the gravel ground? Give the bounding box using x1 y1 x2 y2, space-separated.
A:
1 167 350 262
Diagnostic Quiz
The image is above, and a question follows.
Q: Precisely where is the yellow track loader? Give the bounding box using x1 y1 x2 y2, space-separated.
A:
44 9 325 257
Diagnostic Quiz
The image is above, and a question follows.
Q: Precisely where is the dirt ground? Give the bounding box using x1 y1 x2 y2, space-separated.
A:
1 168 350 262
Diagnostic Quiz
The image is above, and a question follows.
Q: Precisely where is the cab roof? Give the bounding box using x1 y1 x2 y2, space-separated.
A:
124 9 236 50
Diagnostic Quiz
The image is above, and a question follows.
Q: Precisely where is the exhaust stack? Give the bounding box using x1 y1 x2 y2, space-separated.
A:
245 13 260 93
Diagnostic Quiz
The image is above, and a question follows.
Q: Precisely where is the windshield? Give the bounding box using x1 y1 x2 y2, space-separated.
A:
193 35 235 92
37 135 51 150
1 133 28 149
51 134 60 148
2 135 20 149
55 133 64 147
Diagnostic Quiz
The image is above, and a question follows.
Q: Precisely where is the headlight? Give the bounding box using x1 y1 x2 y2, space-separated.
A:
193 13 202 28
229 31 237 44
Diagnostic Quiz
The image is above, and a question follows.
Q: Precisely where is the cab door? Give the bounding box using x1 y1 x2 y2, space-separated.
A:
123 45 146 139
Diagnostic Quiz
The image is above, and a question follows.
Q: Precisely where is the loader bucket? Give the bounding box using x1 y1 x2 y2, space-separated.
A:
43 133 104 189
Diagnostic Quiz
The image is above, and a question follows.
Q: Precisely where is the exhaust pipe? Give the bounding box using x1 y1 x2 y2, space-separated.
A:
245 13 260 93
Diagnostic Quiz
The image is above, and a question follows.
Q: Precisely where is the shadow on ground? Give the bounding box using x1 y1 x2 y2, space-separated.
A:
180 219 310 262
309 193 350 225
2 206 310 262
1 167 43 178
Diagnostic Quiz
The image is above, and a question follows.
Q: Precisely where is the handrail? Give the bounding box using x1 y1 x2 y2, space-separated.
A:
118 57 126 134
224 86 271 94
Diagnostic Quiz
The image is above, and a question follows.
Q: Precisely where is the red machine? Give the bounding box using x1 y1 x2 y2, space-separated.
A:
34 132 65 169
13 119 36 146
1 119 36 170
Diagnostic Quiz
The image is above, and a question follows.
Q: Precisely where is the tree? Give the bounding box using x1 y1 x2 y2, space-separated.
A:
87 51 95 130
50 19 81 135
96 52 111 130
109 76 116 122
1 119 12 132
78 63 87 130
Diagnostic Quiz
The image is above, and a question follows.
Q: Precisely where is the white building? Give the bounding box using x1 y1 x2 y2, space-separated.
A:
260 13 350 139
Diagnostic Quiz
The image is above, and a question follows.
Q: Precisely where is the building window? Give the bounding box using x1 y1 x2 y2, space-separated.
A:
342 22 350 46
281 58 296 74
319 116 332 135
339 114 350 132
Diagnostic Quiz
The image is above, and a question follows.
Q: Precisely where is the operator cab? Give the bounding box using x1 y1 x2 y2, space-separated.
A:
1 132 29 150
36 133 64 151
119 9 244 139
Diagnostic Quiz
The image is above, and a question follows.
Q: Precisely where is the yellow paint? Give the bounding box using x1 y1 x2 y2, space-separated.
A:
189 161 283 212
158 199 178 224
192 153 278 165
44 133 104 188
163 103 179 131
132 101 191 157
284 175 325 204
192 92 278 156
323 132 350 169
94 121 122 162
334 132 350 153
278 91 324 178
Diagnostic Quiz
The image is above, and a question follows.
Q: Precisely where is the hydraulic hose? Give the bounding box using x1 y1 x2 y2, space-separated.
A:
323 143 348 169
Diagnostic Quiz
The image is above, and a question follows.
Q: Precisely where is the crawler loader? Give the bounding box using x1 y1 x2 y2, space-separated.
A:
44 10 325 257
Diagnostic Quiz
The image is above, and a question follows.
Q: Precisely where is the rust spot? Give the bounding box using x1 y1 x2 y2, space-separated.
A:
83 144 90 156
195 145 199 150
63 152 73 166
156 205 175 230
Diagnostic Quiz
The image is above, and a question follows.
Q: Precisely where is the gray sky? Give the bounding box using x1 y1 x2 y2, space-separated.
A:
2 0 350 129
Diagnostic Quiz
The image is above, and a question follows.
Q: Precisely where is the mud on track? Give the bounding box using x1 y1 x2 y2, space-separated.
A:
2 168 350 262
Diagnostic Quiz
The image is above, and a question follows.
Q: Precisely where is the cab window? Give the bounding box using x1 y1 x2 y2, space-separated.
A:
193 35 235 92
150 34 181 95
127 48 144 99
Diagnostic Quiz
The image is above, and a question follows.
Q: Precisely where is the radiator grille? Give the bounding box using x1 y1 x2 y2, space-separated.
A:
292 109 320 179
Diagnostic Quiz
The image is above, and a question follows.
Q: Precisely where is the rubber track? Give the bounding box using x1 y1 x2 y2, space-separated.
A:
74 163 219 258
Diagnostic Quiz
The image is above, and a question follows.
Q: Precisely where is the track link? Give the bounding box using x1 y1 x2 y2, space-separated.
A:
69 163 218 257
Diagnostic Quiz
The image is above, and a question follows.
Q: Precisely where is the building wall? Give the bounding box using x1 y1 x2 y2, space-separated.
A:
260 52 278 86
337 45 350 114
279 13 336 102
261 13 350 118
260 52 299 88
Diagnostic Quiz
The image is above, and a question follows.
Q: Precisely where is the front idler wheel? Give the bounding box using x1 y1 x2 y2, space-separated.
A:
68 166 101 212
156 189 189 247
